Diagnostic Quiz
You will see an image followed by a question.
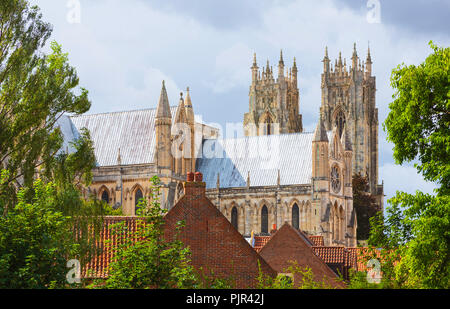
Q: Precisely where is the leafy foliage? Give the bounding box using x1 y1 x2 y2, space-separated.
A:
366 41 450 289
352 173 379 240
0 0 91 211
256 260 336 289
0 177 78 288
94 176 198 289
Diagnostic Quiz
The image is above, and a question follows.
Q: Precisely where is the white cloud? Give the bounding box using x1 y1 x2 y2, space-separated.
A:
28 0 449 199
205 43 253 93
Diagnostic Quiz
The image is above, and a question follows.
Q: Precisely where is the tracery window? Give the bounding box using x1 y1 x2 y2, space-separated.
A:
334 110 346 137
101 190 109 204
331 165 341 193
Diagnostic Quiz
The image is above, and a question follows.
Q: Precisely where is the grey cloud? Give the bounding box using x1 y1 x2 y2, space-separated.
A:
337 0 450 36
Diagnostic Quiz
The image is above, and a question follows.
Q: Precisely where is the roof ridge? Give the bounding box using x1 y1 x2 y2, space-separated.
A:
70 106 178 118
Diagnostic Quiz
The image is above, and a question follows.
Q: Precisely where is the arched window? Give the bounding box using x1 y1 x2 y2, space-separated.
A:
135 188 143 215
231 207 238 231
101 190 109 204
334 110 346 137
292 203 299 230
261 205 268 234
264 118 272 135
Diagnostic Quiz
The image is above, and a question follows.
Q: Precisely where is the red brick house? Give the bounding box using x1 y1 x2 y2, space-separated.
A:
163 172 277 288
258 223 345 288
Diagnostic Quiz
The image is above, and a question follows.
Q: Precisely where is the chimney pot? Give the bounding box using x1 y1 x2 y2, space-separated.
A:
187 172 194 182
194 172 203 182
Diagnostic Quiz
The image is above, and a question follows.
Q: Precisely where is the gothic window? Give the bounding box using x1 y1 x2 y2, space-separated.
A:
334 110 346 137
263 117 273 135
231 206 238 231
292 203 299 230
135 188 143 215
177 183 184 200
101 190 109 204
261 205 268 234
331 165 341 193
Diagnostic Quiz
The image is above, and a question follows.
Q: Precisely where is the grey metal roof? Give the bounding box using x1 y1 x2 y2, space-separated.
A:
69 107 177 167
196 131 333 189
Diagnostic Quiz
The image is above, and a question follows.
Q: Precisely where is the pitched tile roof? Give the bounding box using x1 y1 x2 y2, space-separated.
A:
253 236 271 252
258 224 344 288
309 235 324 246
82 216 144 278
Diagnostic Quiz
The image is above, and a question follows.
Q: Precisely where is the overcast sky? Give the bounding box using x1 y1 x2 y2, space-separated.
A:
30 0 449 204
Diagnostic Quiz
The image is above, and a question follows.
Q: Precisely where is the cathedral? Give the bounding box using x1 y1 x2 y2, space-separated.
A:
60 44 383 247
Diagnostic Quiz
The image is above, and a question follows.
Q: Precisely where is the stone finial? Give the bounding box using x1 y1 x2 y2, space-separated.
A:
184 86 194 124
117 148 122 165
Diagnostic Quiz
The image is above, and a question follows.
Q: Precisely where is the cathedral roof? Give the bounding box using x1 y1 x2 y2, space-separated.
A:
59 107 178 167
196 131 332 189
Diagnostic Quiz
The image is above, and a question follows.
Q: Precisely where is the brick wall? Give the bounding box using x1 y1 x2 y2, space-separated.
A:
259 223 345 288
164 173 277 288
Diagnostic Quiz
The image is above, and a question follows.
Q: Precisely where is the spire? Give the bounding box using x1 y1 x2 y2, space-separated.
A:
367 42 372 63
352 42 358 58
322 46 330 73
313 116 328 142
279 49 284 66
338 52 343 72
278 49 285 78
174 91 186 127
156 80 171 119
251 53 259 82
184 86 194 125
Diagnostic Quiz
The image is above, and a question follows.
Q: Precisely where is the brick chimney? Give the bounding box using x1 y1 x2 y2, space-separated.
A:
184 172 206 197
270 224 277 235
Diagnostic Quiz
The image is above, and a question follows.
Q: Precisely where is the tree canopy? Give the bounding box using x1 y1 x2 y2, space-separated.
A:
368 41 450 288
0 0 91 211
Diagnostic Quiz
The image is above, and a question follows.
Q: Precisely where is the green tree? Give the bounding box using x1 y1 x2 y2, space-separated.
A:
0 176 78 288
352 173 379 241
0 1 107 288
370 41 450 288
0 0 90 211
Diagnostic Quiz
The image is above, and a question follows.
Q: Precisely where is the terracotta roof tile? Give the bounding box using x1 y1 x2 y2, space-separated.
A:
309 235 324 246
82 216 145 278
253 236 271 252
